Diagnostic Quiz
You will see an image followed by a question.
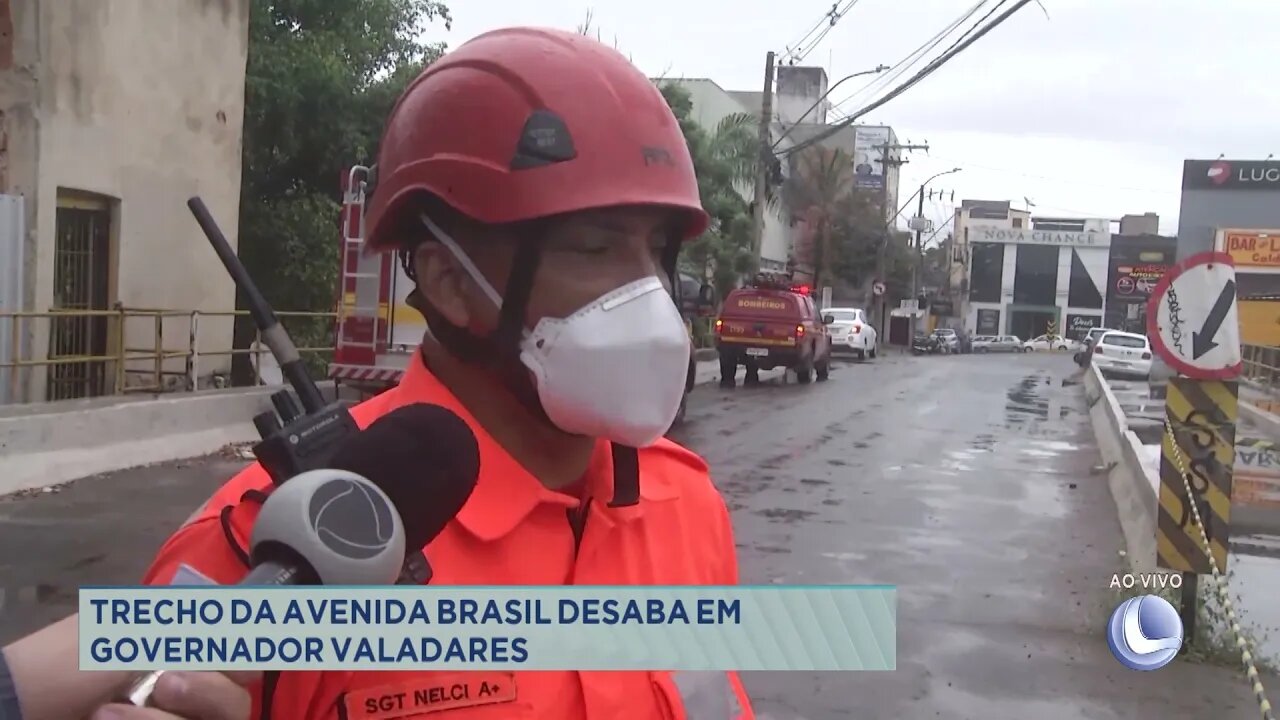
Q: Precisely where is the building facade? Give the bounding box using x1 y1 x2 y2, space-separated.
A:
1178 159 1280 347
948 200 1031 327
964 219 1111 340
0 0 250 403
1104 231 1176 334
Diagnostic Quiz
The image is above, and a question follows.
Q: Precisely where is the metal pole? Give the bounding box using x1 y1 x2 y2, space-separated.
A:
910 186 925 338
1180 571 1198 650
751 51 776 263
873 142 891 342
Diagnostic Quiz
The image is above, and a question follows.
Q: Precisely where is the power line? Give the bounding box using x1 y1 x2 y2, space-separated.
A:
849 0 1009 118
782 8 835 64
829 0 988 117
785 0 864 65
779 0 1036 158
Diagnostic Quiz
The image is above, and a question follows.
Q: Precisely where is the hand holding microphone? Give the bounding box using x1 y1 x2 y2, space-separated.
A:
121 403 480 711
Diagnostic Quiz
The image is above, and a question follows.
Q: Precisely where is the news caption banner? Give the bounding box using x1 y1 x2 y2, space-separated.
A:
79 586 896 672
1146 250 1242 574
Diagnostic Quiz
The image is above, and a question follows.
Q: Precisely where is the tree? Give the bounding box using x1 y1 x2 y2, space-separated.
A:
785 146 885 299
233 0 450 381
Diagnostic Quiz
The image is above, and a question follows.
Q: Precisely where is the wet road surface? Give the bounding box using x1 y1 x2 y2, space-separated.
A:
671 351 1272 719
0 351 1275 718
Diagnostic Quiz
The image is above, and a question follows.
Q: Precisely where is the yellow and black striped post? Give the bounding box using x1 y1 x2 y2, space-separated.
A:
1158 378 1237 574
1158 377 1238 643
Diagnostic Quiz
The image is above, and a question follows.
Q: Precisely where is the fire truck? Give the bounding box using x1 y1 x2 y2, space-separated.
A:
328 166 717 427
328 166 424 393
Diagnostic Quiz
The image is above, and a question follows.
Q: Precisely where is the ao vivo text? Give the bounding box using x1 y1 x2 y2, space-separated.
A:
1108 572 1183 590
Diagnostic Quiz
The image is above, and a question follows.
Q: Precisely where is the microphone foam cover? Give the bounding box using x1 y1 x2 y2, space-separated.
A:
328 403 481 550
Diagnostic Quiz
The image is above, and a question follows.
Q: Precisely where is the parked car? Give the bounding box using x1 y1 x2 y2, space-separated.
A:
714 273 832 386
912 333 942 355
1090 330 1153 378
932 328 961 354
824 307 879 360
1022 334 1080 352
973 335 1023 353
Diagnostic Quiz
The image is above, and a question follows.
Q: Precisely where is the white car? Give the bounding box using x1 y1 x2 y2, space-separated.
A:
1022 334 1080 352
824 307 878 360
1091 330 1153 378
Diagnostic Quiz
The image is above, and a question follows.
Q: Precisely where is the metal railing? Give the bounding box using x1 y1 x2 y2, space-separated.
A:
0 306 337 404
1243 344 1280 392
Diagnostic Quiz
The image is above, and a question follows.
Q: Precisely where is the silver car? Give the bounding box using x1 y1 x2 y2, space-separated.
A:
932 328 961 353
972 334 1023 353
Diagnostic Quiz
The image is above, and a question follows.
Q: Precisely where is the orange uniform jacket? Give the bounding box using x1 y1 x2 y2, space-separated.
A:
143 352 755 720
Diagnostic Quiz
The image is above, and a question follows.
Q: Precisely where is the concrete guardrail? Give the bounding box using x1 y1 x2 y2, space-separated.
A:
0 384 336 496
1083 363 1160 573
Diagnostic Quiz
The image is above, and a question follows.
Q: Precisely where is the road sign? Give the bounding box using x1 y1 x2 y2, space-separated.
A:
1147 251 1242 379
872 281 886 296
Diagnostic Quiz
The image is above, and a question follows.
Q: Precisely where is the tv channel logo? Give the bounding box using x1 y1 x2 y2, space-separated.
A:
1107 594 1184 670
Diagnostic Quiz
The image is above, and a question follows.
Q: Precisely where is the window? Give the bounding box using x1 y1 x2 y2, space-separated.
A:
827 310 861 322
1067 249 1103 309
1102 334 1148 349
1013 218 1024 229
969 243 1004 303
1013 245 1058 306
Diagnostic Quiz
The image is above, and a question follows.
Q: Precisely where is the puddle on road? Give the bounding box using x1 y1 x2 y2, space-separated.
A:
755 508 818 522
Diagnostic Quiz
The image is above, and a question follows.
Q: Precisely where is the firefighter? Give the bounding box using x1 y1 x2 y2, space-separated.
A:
131 27 754 720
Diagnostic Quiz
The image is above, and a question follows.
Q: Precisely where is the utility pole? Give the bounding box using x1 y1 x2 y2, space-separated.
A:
751 52 776 264
871 140 929 341
910 187 926 339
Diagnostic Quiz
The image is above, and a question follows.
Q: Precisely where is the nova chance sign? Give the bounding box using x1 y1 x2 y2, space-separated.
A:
971 225 1111 248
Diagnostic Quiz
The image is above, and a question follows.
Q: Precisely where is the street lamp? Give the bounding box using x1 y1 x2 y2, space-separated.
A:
909 167 962 339
771 64 890 149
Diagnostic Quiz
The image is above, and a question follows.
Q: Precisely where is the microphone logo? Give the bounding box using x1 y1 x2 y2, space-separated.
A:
1106 594 1183 671
307 477 397 560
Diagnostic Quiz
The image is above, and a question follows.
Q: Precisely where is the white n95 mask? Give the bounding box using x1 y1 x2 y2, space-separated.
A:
422 214 691 447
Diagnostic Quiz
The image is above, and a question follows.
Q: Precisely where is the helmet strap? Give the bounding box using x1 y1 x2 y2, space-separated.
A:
403 235 553 424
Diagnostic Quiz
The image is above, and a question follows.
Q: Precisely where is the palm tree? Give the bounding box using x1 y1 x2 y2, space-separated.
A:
784 146 855 293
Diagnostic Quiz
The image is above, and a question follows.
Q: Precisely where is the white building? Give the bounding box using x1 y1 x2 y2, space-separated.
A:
0 0 249 403
949 200 1031 321
964 217 1112 341
659 77 793 272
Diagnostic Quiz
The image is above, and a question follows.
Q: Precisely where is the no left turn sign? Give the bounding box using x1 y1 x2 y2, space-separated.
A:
1146 251 1242 379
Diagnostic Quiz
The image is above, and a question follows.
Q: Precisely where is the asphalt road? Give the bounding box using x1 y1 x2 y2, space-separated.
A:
669 350 1270 720
0 350 1273 718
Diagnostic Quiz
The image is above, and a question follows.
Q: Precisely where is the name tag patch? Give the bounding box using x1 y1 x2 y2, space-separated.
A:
342 673 517 719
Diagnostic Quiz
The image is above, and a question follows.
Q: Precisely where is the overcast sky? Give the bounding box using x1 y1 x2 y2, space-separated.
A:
422 0 1278 239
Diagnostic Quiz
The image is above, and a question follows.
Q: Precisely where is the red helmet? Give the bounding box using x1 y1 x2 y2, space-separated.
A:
363 27 708 251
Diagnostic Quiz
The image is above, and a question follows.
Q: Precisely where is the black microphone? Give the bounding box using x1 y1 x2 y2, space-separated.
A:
328 403 481 584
